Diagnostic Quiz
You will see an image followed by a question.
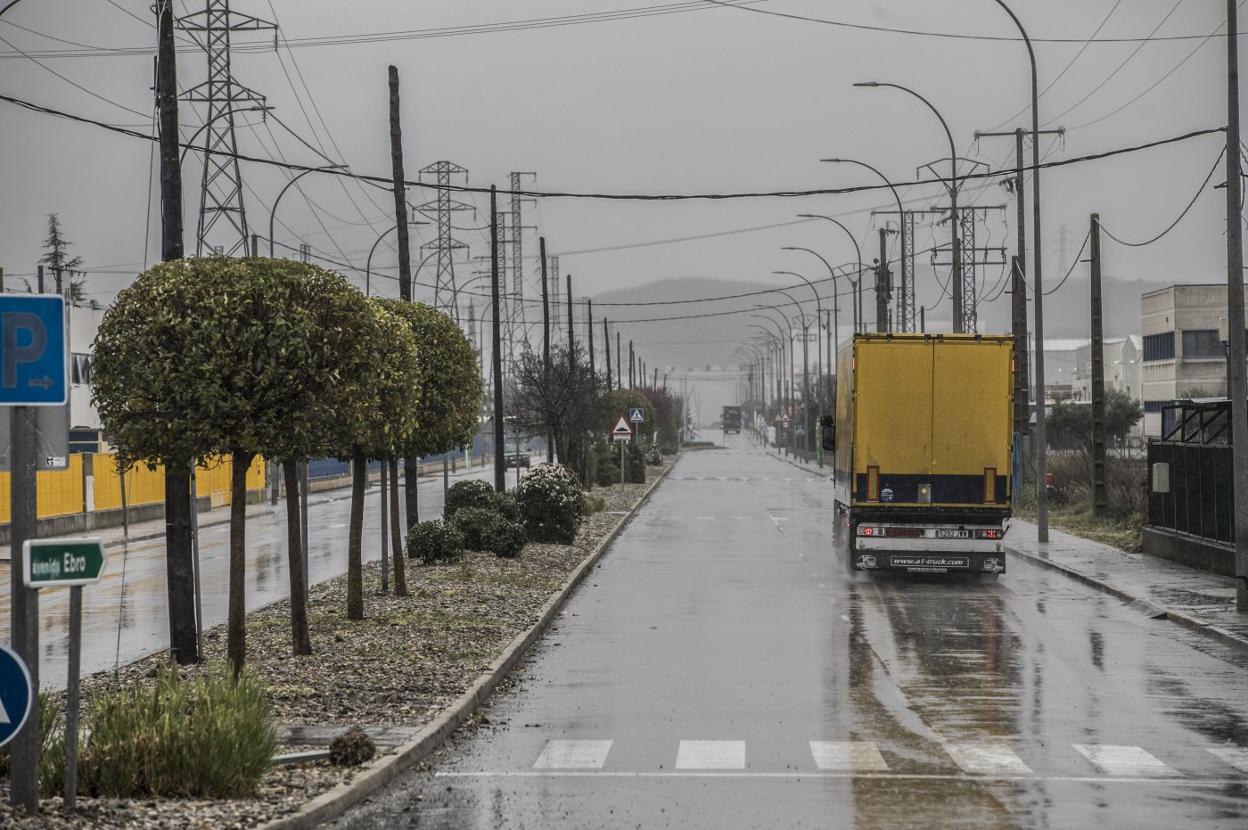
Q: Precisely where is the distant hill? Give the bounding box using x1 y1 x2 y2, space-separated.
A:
590 274 1168 377
591 277 790 374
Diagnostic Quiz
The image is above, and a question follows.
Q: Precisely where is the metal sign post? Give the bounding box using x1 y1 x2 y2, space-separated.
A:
612 415 633 492
3 295 68 813
22 538 106 811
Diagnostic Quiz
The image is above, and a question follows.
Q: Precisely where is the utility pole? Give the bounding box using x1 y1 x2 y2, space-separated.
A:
1089 213 1107 516
387 67 412 303
587 299 596 379
36 265 44 294
603 318 613 390
566 275 575 369
157 0 198 673
1010 257 1029 438
490 187 505 493
629 340 635 388
876 228 891 333
616 330 622 389
540 238 552 462
1225 0 1248 611
540 237 550 367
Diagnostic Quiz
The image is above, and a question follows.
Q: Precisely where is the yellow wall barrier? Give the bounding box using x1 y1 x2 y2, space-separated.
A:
0 453 266 523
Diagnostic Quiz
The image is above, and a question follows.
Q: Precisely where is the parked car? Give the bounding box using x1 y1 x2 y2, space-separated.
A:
505 452 532 469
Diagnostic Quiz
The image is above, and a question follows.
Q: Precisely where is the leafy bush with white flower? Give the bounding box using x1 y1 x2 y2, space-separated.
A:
513 463 585 544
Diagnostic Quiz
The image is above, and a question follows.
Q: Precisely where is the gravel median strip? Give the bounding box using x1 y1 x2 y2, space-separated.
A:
0 459 675 828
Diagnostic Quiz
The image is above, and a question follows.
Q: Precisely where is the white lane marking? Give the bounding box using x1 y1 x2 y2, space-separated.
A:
1072 744 1177 777
945 742 1033 775
676 740 745 770
809 741 889 771
533 740 613 770
696 516 716 521
1208 746 1248 772
437 771 1247 785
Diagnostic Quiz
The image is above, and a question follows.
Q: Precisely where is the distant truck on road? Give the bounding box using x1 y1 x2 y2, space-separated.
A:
823 334 1014 575
721 405 742 434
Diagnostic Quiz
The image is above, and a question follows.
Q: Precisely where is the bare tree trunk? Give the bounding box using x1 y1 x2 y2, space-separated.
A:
163 458 199 664
389 458 407 596
347 448 366 620
283 458 312 655
404 456 419 528
228 450 254 676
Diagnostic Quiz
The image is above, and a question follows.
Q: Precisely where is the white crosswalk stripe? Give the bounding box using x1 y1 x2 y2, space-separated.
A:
1072 744 1177 777
676 740 746 770
809 741 889 771
945 742 1033 775
1208 746 1248 772
534 740 613 770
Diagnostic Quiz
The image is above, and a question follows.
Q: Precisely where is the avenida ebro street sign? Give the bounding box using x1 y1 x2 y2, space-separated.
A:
23 538 107 587
0 295 68 406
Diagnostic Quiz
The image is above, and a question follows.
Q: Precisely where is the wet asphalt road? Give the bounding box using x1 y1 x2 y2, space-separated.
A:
333 436 1248 829
0 467 492 688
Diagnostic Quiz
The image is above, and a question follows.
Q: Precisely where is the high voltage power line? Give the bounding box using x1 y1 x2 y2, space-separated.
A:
0 90 1224 201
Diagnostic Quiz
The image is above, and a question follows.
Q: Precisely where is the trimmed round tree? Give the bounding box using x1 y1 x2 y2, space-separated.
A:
94 257 390 672
375 300 481 543
340 300 422 620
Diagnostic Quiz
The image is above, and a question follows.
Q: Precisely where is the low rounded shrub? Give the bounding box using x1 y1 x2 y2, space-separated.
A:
444 479 497 519
514 463 584 544
452 507 496 552
481 515 527 558
494 491 522 522
407 519 463 564
644 445 663 466
454 507 527 558
583 493 606 515
592 443 620 488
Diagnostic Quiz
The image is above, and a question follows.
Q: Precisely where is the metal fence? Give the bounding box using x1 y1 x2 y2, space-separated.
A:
1147 400 1237 545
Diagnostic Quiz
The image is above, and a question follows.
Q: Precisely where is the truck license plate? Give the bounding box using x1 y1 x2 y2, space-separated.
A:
934 529 970 539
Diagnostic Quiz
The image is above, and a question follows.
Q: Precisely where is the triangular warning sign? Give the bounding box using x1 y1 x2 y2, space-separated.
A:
612 416 632 436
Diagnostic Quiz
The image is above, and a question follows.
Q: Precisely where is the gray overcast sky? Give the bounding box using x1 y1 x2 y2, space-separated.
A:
0 0 1237 349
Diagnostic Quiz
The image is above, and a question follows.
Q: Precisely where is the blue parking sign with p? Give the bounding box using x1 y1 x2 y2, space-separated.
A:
0 295 68 406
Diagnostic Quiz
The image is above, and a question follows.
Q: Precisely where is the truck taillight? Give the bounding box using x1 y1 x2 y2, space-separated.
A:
858 526 876 537
974 529 1001 540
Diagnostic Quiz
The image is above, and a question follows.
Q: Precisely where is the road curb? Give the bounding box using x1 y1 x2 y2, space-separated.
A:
1003 542 1248 656
258 459 678 830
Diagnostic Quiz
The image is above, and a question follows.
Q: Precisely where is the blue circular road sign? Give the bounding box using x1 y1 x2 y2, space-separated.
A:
0 644 32 748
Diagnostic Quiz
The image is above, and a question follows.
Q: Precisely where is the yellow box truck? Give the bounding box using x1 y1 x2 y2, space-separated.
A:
824 333 1014 575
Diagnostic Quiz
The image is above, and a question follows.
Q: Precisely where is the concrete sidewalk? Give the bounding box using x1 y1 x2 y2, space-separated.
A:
769 439 1248 655
1003 519 1248 654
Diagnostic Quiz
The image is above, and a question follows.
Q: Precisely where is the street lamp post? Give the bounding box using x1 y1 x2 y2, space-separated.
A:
364 224 432 296
774 271 821 456
819 159 908 332
850 82 961 331
749 324 785 449
987 0 1051 544
753 308 796 454
268 165 346 257
797 214 868 333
